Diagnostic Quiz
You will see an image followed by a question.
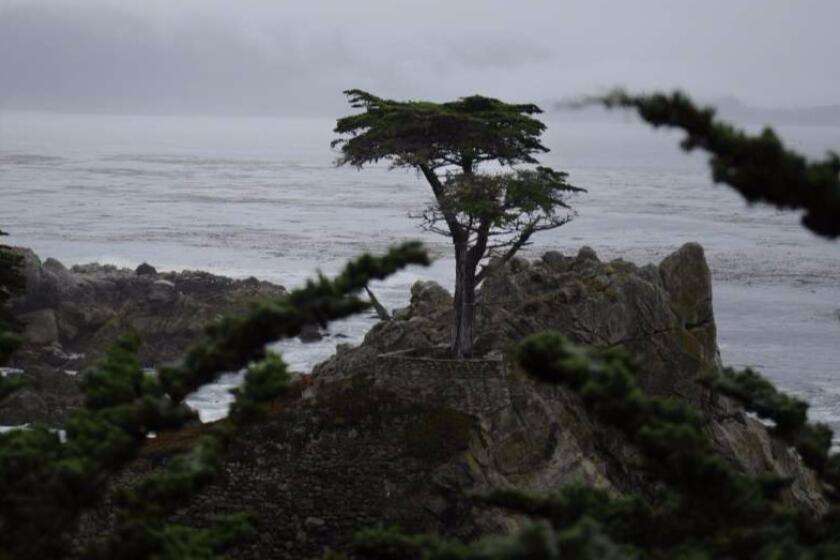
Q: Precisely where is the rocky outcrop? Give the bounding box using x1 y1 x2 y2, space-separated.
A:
77 244 825 558
1 249 286 426
311 242 822 511
316 243 722 399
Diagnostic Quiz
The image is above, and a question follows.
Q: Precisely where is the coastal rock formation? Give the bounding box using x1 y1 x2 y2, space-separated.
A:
315 242 721 400
78 243 825 558
0 249 286 426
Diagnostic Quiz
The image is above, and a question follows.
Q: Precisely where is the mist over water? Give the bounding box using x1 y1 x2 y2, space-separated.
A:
1 110 839 431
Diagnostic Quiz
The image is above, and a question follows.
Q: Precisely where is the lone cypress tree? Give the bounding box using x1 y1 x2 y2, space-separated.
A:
334 90 581 358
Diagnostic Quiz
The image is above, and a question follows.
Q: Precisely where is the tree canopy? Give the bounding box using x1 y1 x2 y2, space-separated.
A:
333 89 549 172
334 90 581 357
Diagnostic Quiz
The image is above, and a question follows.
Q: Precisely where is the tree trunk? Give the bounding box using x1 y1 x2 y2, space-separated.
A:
451 244 477 358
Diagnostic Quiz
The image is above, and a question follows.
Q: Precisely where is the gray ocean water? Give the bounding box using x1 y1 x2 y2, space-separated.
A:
1 110 839 430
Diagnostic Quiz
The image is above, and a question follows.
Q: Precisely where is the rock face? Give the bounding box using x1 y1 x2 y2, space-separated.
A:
315 242 721 399
1 249 286 426
77 243 825 558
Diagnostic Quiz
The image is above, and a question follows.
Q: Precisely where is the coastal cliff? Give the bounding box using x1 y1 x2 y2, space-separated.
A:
75 243 825 558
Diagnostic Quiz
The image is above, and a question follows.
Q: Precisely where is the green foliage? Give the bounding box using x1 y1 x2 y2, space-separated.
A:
423 167 581 283
0 427 77 559
333 89 548 171
711 368 840 496
0 334 195 559
158 241 429 401
353 527 471 559
334 91 580 357
228 352 290 421
332 91 580 256
352 521 629 560
0 229 25 366
86 436 250 560
516 335 790 551
480 486 651 549
0 243 429 559
0 375 26 401
0 230 25 305
89 512 254 560
591 89 840 238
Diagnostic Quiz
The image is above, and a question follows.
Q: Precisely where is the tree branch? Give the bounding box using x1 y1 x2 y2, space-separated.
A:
476 223 535 284
468 215 493 267
419 163 464 241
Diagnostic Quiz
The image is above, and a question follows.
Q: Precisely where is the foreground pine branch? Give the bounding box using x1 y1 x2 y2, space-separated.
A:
0 243 429 559
587 89 840 238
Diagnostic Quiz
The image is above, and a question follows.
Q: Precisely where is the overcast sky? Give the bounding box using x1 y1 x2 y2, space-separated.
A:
1 0 838 116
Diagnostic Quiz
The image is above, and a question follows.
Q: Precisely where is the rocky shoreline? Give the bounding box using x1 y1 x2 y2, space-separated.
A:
0 249 286 427
70 243 826 558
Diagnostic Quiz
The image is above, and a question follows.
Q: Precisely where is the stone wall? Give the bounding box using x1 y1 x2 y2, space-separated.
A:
371 350 510 416
79 377 482 558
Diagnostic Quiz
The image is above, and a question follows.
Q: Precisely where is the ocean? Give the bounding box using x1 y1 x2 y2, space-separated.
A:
1 109 839 431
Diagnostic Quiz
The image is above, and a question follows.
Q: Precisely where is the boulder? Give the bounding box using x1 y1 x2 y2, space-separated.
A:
14 249 62 311
540 250 566 269
409 280 452 317
43 257 75 287
576 245 599 262
659 242 713 327
135 263 157 276
148 279 178 305
19 309 59 345
298 324 323 343
658 242 718 366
